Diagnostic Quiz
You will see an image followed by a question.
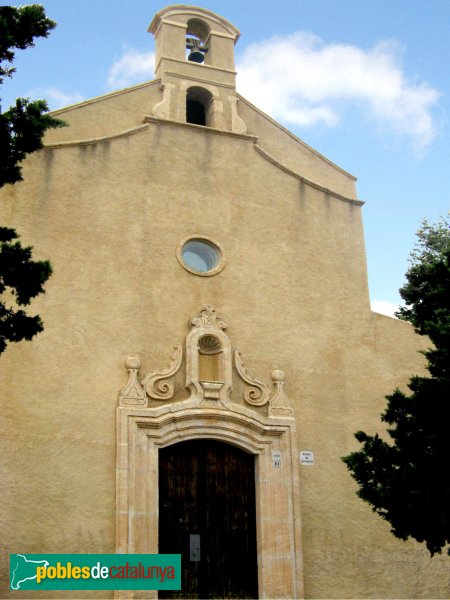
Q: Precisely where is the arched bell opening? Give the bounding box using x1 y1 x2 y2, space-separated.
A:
186 86 213 126
185 18 210 64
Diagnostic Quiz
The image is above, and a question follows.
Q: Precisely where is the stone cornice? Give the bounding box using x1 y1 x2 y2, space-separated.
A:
43 124 149 149
237 94 357 182
143 115 258 141
43 116 364 206
148 5 240 42
49 80 159 116
254 144 364 206
154 56 237 78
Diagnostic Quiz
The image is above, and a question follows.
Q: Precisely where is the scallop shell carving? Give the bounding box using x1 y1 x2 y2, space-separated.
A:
198 334 222 355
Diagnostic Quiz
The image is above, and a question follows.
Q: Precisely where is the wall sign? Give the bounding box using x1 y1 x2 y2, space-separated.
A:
272 450 282 468
189 534 200 562
300 451 314 465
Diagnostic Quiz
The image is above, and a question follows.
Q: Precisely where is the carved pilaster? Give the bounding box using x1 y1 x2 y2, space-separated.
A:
152 82 174 120
230 96 248 134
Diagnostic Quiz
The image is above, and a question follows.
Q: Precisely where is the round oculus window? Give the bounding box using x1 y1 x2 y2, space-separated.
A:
177 236 225 276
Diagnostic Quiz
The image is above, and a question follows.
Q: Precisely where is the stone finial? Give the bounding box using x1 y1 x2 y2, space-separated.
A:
119 356 147 406
271 369 285 382
125 356 141 370
269 369 293 417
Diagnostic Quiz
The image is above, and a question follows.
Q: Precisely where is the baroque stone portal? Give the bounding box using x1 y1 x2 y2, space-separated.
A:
115 306 304 599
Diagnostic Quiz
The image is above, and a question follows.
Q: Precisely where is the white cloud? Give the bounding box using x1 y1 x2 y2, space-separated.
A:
44 88 85 110
25 88 85 110
371 300 399 318
107 48 155 89
237 33 440 148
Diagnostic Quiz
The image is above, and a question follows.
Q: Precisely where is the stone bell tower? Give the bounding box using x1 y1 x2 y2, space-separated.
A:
148 5 247 133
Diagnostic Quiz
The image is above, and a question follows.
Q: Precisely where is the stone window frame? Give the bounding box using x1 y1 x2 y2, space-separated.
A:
176 234 226 277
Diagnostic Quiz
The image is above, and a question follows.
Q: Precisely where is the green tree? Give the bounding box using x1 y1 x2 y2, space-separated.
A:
0 5 65 354
343 215 450 556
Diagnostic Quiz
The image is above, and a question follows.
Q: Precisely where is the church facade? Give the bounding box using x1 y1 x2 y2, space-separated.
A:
1 5 448 599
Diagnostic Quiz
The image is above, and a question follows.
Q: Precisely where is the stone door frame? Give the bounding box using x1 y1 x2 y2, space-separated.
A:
115 401 304 599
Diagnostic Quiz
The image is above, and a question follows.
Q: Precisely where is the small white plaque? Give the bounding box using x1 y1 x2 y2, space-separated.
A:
272 450 282 468
300 451 314 465
189 534 200 561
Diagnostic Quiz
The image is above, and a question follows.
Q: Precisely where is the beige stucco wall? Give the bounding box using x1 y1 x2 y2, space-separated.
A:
1 79 449 599
237 94 358 199
44 81 161 144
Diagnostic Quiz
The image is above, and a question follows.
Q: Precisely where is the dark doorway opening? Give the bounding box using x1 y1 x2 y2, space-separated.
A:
186 99 206 125
159 439 258 599
186 87 213 126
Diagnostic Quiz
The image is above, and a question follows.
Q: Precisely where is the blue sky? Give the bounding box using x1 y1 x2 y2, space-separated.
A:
2 1 449 316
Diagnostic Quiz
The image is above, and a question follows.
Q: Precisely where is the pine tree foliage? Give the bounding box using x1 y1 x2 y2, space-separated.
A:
1 97 65 185
0 4 56 82
0 226 52 353
0 5 65 354
343 215 450 556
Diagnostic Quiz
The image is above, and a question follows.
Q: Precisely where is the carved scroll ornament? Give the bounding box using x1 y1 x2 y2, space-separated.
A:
142 344 182 400
118 306 293 415
234 349 270 407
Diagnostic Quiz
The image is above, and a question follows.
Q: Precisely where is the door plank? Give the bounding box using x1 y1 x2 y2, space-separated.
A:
159 440 258 599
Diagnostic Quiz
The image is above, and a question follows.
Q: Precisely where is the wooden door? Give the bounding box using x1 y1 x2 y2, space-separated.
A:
159 439 258 599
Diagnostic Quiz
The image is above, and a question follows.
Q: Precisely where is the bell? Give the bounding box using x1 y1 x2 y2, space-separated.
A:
187 47 205 63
